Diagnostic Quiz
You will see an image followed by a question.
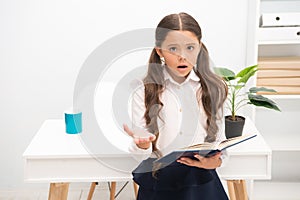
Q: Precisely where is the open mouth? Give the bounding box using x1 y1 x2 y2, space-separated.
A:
177 65 188 69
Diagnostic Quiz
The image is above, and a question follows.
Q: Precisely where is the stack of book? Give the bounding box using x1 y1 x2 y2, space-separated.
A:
257 57 300 94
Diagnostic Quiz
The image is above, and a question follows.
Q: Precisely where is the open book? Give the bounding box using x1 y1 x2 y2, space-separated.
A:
154 134 257 164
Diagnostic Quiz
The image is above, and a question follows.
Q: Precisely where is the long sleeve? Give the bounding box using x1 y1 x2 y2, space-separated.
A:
128 81 152 160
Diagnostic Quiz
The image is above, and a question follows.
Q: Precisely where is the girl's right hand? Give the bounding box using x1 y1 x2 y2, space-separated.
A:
123 124 156 150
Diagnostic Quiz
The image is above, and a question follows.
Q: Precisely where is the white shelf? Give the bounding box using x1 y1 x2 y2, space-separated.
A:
260 0 300 13
264 133 300 151
258 40 300 45
261 94 300 99
255 0 300 187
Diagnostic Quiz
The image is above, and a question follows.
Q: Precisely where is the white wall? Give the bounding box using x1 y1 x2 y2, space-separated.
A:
0 0 250 190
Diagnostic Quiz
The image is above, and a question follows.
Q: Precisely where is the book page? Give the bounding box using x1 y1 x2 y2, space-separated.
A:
178 134 256 151
218 134 255 150
181 142 219 150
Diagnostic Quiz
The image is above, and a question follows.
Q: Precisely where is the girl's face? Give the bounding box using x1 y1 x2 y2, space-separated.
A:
156 30 201 83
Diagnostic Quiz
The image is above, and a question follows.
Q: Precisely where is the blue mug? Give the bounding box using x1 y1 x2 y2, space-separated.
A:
65 111 82 134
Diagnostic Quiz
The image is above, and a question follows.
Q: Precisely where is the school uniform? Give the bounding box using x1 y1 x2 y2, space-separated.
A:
129 67 229 200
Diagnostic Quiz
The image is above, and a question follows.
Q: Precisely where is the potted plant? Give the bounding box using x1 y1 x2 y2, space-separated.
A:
214 65 281 138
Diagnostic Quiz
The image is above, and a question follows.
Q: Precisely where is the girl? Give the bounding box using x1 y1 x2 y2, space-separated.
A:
124 12 229 200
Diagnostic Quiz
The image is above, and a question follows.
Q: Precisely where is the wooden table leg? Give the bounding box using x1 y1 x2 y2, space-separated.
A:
48 183 69 200
227 180 236 199
133 181 139 199
227 180 248 200
87 182 97 200
110 182 117 200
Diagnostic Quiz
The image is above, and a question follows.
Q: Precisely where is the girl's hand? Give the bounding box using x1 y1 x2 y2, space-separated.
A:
123 124 156 150
177 152 222 169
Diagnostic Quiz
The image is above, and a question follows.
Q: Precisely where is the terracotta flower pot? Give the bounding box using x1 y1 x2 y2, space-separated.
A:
225 115 245 139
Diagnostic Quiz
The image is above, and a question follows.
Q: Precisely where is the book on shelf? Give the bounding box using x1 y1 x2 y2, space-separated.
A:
257 57 300 94
154 134 257 164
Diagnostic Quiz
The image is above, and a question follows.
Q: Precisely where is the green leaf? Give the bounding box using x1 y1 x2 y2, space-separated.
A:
236 65 257 78
248 94 281 111
237 65 257 84
213 67 235 81
233 85 244 90
249 87 277 93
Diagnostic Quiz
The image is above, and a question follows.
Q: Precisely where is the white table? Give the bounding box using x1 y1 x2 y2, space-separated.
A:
23 118 271 200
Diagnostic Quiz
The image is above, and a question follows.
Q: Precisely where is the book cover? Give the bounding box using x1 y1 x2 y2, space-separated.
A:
154 134 257 165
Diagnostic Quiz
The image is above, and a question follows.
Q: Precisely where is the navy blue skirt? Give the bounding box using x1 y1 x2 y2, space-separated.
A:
132 158 228 200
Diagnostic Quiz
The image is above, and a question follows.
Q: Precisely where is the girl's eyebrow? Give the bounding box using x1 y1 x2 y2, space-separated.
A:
166 43 179 47
166 42 198 47
186 43 198 46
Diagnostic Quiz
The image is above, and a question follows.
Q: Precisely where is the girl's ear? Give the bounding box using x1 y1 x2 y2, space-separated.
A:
155 47 163 58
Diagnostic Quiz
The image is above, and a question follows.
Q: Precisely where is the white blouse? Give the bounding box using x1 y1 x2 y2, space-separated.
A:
129 66 227 163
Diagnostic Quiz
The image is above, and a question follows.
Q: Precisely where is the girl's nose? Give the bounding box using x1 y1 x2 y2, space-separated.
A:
177 50 186 59
178 53 187 61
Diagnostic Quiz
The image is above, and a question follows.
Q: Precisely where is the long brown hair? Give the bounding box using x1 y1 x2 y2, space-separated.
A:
143 13 227 153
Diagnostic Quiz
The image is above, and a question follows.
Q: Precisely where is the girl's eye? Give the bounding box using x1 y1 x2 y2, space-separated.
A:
187 46 194 51
169 47 177 52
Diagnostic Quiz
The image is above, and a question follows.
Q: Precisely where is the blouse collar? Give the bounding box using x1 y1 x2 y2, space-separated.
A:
163 66 200 86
